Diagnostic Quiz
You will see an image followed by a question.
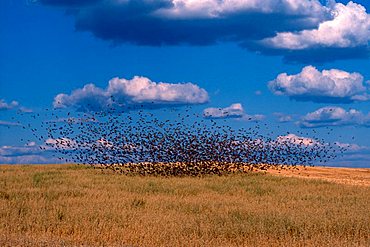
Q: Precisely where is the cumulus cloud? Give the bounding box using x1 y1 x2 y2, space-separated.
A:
0 155 59 164
0 141 67 164
0 99 19 110
54 76 209 112
273 113 293 123
203 103 244 119
277 135 366 151
262 2 370 50
256 1 370 62
276 133 318 146
0 142 54 164
45 138 78 150
0 144 43 157
240 114 265 122
47 0 328 45
324 153 370 167
268 66 369 103
299 106 370 128
0 140 70 159
39 0 370 62
203 103 263 121
322 141 370 168
18 107 33 113
0 99 32 113
333 141 369 152
274 134 370 168
155 0 325 18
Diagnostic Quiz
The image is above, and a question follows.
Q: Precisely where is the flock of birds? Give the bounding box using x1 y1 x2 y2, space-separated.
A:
18 101 347 176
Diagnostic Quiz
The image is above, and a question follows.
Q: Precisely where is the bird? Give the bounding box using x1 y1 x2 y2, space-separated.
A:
18 98 348 176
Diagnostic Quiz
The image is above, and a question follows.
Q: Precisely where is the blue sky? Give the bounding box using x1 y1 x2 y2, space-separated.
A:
0 0 369 167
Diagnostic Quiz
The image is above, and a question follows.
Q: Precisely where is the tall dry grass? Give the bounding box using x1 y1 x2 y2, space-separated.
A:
0 164 369 246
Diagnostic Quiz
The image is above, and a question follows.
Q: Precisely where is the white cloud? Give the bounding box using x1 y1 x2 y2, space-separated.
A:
0 99 32 113
0 140 69 164
333 141 369 152
26 141 37 147
323 142 370 168
0 121 22 127
157 0 326 19
299 106 370 128
45 138 78 150
41 1 344 60
240 114 265 121
40 0 370 62
108 76 208 104
0 99 19 110
0 155 59 164
19 106 33 113
54 76 209 112
262 2 370 50
54 84 108 110
254 90 262 96
203 103 264 121
203 103 245 119
268 66 369 103
0 144 42 157
274 112 293 123
276 133 318 146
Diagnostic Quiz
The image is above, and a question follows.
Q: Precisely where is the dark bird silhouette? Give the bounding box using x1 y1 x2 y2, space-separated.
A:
19 98 347 176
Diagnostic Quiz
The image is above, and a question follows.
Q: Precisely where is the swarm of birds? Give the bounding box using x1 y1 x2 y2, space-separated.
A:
18 101 347 176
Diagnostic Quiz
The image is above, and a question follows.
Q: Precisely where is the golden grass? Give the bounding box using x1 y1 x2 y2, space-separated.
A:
0 164 369 246
266 166 370 187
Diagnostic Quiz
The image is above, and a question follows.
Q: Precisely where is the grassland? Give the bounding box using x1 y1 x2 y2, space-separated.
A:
266 166 370 187
0 165 369 246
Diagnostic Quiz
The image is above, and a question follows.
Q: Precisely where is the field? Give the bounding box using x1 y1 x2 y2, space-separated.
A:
0 165 369 246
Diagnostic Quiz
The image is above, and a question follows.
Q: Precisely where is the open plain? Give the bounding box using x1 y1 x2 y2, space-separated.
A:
0 164 369 246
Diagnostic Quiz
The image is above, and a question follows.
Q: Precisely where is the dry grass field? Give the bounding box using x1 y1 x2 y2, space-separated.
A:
0 165 369 246
266 166 370 187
